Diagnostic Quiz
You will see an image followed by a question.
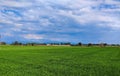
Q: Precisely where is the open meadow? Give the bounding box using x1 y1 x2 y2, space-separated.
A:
0 46 120 76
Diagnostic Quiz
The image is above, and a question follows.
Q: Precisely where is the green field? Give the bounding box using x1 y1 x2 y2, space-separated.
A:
0 46 120 76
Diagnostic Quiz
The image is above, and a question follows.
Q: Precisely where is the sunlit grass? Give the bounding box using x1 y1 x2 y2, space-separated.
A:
0 46 120 76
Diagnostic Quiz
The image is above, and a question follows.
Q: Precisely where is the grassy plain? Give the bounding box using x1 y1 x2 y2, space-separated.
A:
0 46 120 76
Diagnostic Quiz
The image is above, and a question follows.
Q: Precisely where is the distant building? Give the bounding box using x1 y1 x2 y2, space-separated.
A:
0 42 6 45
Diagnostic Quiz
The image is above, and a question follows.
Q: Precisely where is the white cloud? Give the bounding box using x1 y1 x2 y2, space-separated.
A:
0 0 33 8
22 34 44 40
2 32 13 37
0 0 120 43
0 0 120 28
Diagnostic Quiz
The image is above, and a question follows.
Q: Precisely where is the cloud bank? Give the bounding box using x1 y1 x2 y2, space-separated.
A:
0 0 120 43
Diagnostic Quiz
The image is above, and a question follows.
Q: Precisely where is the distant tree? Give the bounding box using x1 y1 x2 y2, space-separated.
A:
19 42 22 45
60 42 71 45
11 41 22 45
64 42 71 45
39 43 47 45
60 42 64 45
78 42 82 46
99 43 107 47
12 41 19 45
103 43 107 46
88 43 92 47
26 43 37 46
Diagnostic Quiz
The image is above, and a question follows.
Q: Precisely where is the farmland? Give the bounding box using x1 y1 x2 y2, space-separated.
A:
0 46 120 76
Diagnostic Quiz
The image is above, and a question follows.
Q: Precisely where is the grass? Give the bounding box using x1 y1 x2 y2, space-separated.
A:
0 45 120 76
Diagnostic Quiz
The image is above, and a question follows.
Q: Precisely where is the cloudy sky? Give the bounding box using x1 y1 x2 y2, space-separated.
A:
0 0 120 43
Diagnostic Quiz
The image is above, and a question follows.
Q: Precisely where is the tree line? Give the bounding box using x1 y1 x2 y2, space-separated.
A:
0 41 120 47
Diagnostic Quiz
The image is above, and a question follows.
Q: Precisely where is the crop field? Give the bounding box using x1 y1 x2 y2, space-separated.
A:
0 46 120 76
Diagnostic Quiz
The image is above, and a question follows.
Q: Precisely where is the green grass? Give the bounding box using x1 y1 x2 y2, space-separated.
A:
0 46 120 76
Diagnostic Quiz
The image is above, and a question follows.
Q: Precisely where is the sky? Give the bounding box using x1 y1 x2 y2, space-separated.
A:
0 0 120 44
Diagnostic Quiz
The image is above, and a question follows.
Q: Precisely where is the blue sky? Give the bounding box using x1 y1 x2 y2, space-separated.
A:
0 0 120 44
